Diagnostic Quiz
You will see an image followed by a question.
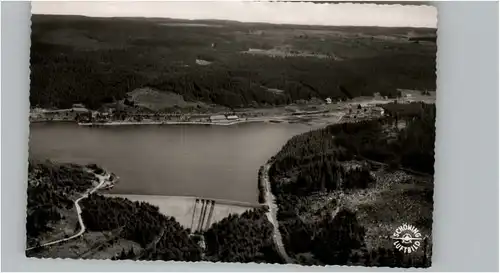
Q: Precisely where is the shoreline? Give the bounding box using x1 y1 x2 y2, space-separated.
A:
30 91 436 127
77 119 260 127
31 113 345 127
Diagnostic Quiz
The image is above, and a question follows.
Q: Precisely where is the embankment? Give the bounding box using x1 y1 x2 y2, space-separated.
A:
76 119 264 127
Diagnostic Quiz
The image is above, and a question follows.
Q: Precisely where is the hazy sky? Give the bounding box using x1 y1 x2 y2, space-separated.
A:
32 1 437 28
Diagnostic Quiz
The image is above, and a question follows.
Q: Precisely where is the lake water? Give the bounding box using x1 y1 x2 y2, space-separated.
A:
29 122 312 203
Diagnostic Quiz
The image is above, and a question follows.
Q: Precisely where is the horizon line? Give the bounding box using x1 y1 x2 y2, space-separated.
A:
31 13 438 30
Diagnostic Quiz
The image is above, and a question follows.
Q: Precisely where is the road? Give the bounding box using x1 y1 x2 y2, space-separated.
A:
26 173 111 251
259 111 346 264
262 162 294 264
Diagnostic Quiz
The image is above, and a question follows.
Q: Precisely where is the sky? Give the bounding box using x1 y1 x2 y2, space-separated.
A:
31 1 437 28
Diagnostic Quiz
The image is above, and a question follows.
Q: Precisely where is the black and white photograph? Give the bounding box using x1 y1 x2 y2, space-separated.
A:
26 1 437 268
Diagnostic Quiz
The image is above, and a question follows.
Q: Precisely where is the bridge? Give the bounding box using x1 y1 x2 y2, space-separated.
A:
103 194 263 232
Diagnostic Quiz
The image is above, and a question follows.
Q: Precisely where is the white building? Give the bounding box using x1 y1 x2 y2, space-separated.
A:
372 107 385 116
226 115 239 121
210 115 227 122
71 103 88 113
196 59 212 66
325 97 332 104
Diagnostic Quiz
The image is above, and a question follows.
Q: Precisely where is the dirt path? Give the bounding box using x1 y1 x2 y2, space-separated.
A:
26 173 111 251
262 163 294 264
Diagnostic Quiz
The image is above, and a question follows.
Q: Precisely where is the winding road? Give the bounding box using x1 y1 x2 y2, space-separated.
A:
26 173 110 251
262 163 294 264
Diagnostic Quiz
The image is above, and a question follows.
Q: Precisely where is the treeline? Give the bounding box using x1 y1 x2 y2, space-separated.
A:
204 208 284 264
81 194 202 262
30 15 436 110
26 161 97 242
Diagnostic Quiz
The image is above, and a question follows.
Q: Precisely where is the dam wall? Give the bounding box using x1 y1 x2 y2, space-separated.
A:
103 194 262 232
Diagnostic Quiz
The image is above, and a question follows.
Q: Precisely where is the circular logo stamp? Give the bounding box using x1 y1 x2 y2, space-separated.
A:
391 224 423 253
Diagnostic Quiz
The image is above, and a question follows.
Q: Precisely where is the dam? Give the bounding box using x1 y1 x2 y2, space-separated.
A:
104 194 264 232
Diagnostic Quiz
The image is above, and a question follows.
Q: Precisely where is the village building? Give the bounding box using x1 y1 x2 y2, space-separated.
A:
71 103 88 113
325 97 332 104
226 115 239 121
72 103 85 108
371 107 385 116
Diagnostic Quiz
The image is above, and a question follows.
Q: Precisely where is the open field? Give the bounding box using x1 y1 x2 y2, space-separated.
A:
126 88 210 111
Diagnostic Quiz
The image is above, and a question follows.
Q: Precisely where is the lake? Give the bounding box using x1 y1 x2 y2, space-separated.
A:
29 122 312 203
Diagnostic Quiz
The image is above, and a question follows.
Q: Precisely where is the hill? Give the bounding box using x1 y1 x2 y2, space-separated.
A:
26 161 283 263
30 15 436 110
267 102 435 267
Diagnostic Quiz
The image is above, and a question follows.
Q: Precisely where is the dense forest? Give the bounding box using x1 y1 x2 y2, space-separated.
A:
26 161 202 261
204 208 284 264
30 15 436 110
26 103 435 265
268 102 435 267
81 194 202 261
27 14 437 265
26 161 97 242
271 102 436 179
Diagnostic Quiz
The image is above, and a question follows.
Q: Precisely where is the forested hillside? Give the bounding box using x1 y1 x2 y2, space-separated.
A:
81 194 202 261
26 161 97 244
26 161 283 263
26 161 203 261
204 208 284 264
30 15 436 110
268 102 435 267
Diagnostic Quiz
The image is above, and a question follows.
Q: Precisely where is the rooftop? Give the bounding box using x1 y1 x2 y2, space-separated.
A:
210 115 227 120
